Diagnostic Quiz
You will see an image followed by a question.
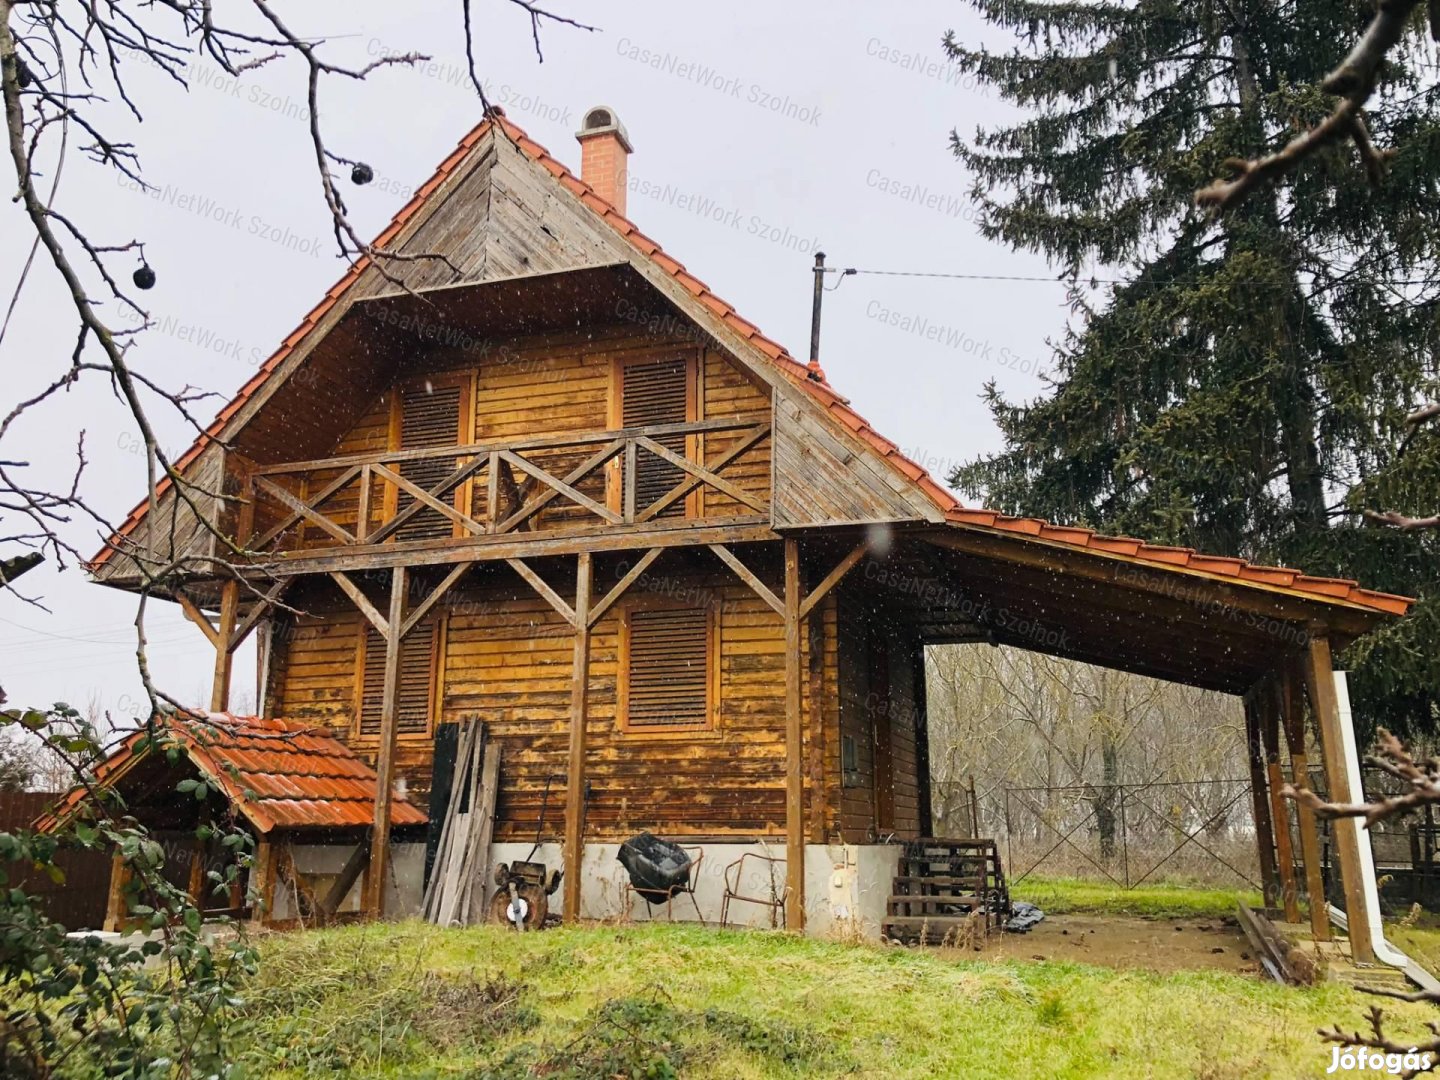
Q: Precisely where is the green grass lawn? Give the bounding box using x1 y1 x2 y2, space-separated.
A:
1010 875 1264 919
232 920 1434 1079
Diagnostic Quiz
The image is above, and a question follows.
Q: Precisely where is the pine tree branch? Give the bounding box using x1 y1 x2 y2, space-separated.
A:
1196 0 1422 212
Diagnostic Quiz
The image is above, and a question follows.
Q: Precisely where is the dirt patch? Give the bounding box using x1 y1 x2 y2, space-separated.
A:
964 914 1259 975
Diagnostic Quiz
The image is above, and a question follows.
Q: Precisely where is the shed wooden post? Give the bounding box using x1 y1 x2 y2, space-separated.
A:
1242 690 1280 908
784 538 805 931
209 578 240 712
562 552 593 922
188 836 207 907
1303 635 1376 964
103 852 127 932
1260 677 1301 923
1281 663 1330 941
250 838 277 929
365 565 407 917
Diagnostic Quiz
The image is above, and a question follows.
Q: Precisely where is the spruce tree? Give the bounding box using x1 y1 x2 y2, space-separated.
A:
945 1 1440 737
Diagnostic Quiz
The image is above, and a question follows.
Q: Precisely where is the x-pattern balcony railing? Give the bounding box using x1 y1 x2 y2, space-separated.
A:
244 417 771 556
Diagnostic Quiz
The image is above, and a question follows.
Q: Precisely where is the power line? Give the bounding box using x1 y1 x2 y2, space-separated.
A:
822 266 1440 288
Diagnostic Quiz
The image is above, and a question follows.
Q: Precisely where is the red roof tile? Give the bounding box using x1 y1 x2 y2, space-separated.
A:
38 713 426 834
88 112 1415 622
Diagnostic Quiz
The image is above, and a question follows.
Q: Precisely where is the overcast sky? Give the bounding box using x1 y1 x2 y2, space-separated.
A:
0 1 1079 727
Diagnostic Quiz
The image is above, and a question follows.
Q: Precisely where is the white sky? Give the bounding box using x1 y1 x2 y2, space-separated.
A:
0 1 1076 725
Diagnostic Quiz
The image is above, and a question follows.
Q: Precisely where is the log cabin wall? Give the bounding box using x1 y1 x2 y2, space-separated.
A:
832 584 925 842
263 557 840 841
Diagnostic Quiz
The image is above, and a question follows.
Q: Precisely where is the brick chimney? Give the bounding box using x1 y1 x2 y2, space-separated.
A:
576 106 632 216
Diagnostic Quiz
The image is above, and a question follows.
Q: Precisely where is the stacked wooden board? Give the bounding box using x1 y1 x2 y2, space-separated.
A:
422 721 499 925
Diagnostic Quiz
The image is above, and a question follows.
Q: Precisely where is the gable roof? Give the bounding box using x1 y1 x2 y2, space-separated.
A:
38 713 427 834
89 111 1412 620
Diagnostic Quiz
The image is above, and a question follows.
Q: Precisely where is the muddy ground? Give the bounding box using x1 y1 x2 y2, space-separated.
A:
951 913 1258 975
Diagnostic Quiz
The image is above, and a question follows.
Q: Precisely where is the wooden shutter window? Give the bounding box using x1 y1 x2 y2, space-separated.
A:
620 606 713 732
621 357 690 518
358 619 437 738
397 382 464 541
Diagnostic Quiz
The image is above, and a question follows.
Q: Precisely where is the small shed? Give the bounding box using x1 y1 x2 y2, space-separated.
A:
39 712 427 929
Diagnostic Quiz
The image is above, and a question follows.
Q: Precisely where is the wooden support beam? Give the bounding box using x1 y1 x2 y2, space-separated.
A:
507 558 577 628
401 562 473 639
366 566 408 917
330 571 390 638
209 579 240 712
784 538 805 931
1281 663 1330 942
1243 690 1281 909
634 435 768 513
188 837 206 906
371 462 486 536
1261 676 1302 923
709 543 783 615
563 553 593 922
1303 635 1375 964
320 844 369 917
588 547 663 628
799 542 868 620
177 591 220 648
228 580 289 653
254 474 356 546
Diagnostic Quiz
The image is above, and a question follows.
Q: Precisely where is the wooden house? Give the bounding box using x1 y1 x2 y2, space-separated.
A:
83 105 1412 950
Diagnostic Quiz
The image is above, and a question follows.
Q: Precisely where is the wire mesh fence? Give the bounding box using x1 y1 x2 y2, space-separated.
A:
934 778 1262 890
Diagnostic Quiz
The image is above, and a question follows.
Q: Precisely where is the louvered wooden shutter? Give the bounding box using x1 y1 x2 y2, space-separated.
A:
359 620 436 737
398 383 463 541
625 607 709 728
622 358 689 518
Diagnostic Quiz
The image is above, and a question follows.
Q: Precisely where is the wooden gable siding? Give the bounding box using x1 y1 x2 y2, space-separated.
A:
259 324 770 553
262 557 839 839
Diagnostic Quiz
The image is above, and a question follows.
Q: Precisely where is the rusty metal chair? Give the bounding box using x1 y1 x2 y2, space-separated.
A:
720 852 788 929
622 843 706 925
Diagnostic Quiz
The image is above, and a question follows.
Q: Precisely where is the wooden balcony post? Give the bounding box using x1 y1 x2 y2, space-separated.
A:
1303 634 1376 963
365 566 407 918
784 538 805 931
1281 662 1330 941
563 552 593 922
209 579 240 712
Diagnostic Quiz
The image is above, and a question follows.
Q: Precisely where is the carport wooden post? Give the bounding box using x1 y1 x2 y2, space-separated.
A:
562 552 593 923
1242 690 1280 908
1303 634 1376 964
1281 663 1330 941
784 538 804 931
1260 676 1301 923
365 566 407 917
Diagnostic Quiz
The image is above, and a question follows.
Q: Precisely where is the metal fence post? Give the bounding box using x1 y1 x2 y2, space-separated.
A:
1119 785 1130 889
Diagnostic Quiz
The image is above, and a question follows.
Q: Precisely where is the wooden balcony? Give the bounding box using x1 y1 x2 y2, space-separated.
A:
240 417 772 566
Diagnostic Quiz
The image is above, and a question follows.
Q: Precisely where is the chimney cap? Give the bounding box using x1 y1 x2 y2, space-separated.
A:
577 105 632 153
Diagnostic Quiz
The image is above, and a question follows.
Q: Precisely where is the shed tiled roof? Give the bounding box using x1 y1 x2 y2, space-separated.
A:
89 112 1413 620
38 713 427 834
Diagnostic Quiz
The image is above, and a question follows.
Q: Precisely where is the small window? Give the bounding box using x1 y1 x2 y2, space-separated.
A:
356 617 441 740
618 604 717 734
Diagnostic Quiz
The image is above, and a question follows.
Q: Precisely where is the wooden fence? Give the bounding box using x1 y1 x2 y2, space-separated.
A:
0 790 110 930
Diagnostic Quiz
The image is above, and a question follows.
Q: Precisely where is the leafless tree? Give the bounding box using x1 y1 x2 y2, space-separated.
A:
0 1 594 718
